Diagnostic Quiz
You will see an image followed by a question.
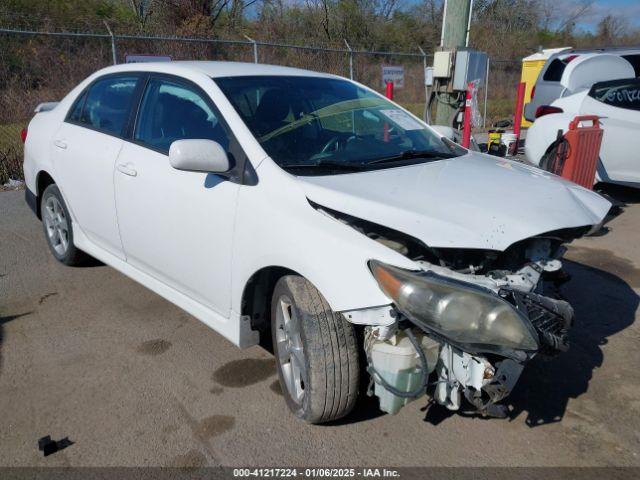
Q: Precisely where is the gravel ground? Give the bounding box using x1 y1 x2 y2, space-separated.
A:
1 186 639 467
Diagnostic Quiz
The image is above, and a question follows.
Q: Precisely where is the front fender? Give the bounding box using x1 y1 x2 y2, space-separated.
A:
231 160 417 315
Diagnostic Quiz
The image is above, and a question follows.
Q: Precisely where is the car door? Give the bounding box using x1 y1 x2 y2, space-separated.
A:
113 75 240 316
581 78 640 183
51 74 141 259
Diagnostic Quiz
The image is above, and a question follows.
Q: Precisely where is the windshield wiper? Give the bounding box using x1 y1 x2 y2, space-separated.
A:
365 150 456 165
281 160 368 172
282 150 455 173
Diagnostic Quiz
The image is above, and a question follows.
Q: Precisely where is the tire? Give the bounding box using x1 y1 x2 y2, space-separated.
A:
540 138 568 174
41 184 86 266
539 147 556 172
271 275 359 424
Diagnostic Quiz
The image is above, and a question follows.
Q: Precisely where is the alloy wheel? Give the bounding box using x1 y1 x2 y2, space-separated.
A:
274 295 307 404
43 195 70 256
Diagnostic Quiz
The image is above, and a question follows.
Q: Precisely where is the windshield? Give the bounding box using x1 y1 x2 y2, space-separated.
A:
215 75 464 173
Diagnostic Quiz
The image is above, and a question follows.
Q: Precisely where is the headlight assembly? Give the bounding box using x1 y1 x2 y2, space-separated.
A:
369 260 539 353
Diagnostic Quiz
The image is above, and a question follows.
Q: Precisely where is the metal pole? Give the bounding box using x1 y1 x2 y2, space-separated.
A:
465 0 474 47
244 34 258 63
513 81 526 138
440 0 448 47
103 21 117 65
344 39 353 80
483 57 489 128
418 46 429 122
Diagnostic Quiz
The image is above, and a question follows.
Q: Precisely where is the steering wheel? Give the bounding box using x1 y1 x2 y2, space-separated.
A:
320 135 359 154
320 136 342 154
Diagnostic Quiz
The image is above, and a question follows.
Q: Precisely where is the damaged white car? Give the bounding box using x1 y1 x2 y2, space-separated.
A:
23 62 612 423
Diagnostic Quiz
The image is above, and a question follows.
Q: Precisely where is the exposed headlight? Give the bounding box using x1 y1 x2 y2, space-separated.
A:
369 260 539 353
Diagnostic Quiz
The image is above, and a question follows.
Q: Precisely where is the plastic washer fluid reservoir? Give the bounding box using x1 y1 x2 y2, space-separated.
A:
370 332 439 414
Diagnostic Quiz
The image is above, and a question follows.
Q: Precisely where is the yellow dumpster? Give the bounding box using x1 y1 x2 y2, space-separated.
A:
520 47 571 127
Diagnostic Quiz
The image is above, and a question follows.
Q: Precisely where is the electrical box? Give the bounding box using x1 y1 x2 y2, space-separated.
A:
425 66 434 86
433 51 453 78
453 49 488 90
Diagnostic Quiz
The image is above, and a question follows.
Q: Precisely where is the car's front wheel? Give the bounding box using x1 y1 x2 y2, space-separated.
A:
41 184 86 266
271 275 359 424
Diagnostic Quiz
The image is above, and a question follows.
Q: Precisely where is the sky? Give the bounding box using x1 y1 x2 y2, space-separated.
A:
570 0 640 32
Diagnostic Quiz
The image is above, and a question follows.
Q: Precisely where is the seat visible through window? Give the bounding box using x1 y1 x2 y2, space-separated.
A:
77 76 138 136
135 79 230 153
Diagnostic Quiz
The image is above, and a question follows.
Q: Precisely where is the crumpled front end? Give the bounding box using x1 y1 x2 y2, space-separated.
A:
302 150 615 417
328 202 595 417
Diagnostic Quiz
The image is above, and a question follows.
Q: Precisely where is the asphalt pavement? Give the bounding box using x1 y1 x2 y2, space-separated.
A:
1 187 640 467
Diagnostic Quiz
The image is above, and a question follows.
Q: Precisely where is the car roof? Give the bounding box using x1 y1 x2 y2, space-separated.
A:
549 45 640 60
95 60 339 79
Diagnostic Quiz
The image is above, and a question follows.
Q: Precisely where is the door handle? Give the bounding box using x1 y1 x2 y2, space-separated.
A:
54 139 67 149
116 163 137 177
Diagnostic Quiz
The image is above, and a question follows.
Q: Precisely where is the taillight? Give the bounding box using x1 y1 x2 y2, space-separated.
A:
21 128 27 143
564 54 579 64
530 85 536 99
535 105 563 118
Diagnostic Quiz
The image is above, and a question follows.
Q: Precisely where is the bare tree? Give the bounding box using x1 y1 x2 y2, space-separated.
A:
597 14 629 43
228 0 261 31
553 0 594 34
377 0 402 20
129 0 154 28
160 0 231 28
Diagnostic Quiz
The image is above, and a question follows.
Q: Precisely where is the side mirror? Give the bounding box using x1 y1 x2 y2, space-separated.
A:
169 139 230 173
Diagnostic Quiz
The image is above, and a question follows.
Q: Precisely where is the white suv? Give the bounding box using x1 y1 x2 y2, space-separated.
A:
524 47 640 122
23 61 611 423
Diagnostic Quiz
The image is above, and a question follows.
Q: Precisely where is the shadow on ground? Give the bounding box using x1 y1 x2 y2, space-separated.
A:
508 258 638 427
421 257 638 427
0 311 32 375
596 183 640 205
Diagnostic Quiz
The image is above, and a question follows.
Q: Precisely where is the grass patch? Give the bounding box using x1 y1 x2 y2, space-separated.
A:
0 123 25 183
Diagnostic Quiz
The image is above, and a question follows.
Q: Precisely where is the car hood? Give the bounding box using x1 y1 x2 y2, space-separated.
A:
298 153 612 251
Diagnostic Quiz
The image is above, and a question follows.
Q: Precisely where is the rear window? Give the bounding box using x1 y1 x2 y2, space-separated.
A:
588 78 640 111
542 57 575 82
622 54 640 77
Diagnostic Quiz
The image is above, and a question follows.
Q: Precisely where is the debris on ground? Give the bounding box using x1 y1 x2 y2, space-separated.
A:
38 435 74 457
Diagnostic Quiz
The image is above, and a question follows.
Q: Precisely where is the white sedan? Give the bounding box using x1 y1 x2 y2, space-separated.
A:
526 77 640 187
23 61 610 423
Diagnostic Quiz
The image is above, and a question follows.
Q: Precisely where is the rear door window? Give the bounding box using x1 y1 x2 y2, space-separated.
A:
589 78 640 111
75 76 139 136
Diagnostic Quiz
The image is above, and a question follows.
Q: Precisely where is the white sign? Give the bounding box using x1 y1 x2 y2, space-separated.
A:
381 65 404 89
379 109 423 130
125 54 172 64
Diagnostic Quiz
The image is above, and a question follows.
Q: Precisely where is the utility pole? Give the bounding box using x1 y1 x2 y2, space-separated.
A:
434 0 473 126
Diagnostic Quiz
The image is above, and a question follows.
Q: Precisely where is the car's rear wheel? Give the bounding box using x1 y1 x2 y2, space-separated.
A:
41 184 86 266
271 275 359 424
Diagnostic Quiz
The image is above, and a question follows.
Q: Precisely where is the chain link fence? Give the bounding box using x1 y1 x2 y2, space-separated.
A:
0 28 520 184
